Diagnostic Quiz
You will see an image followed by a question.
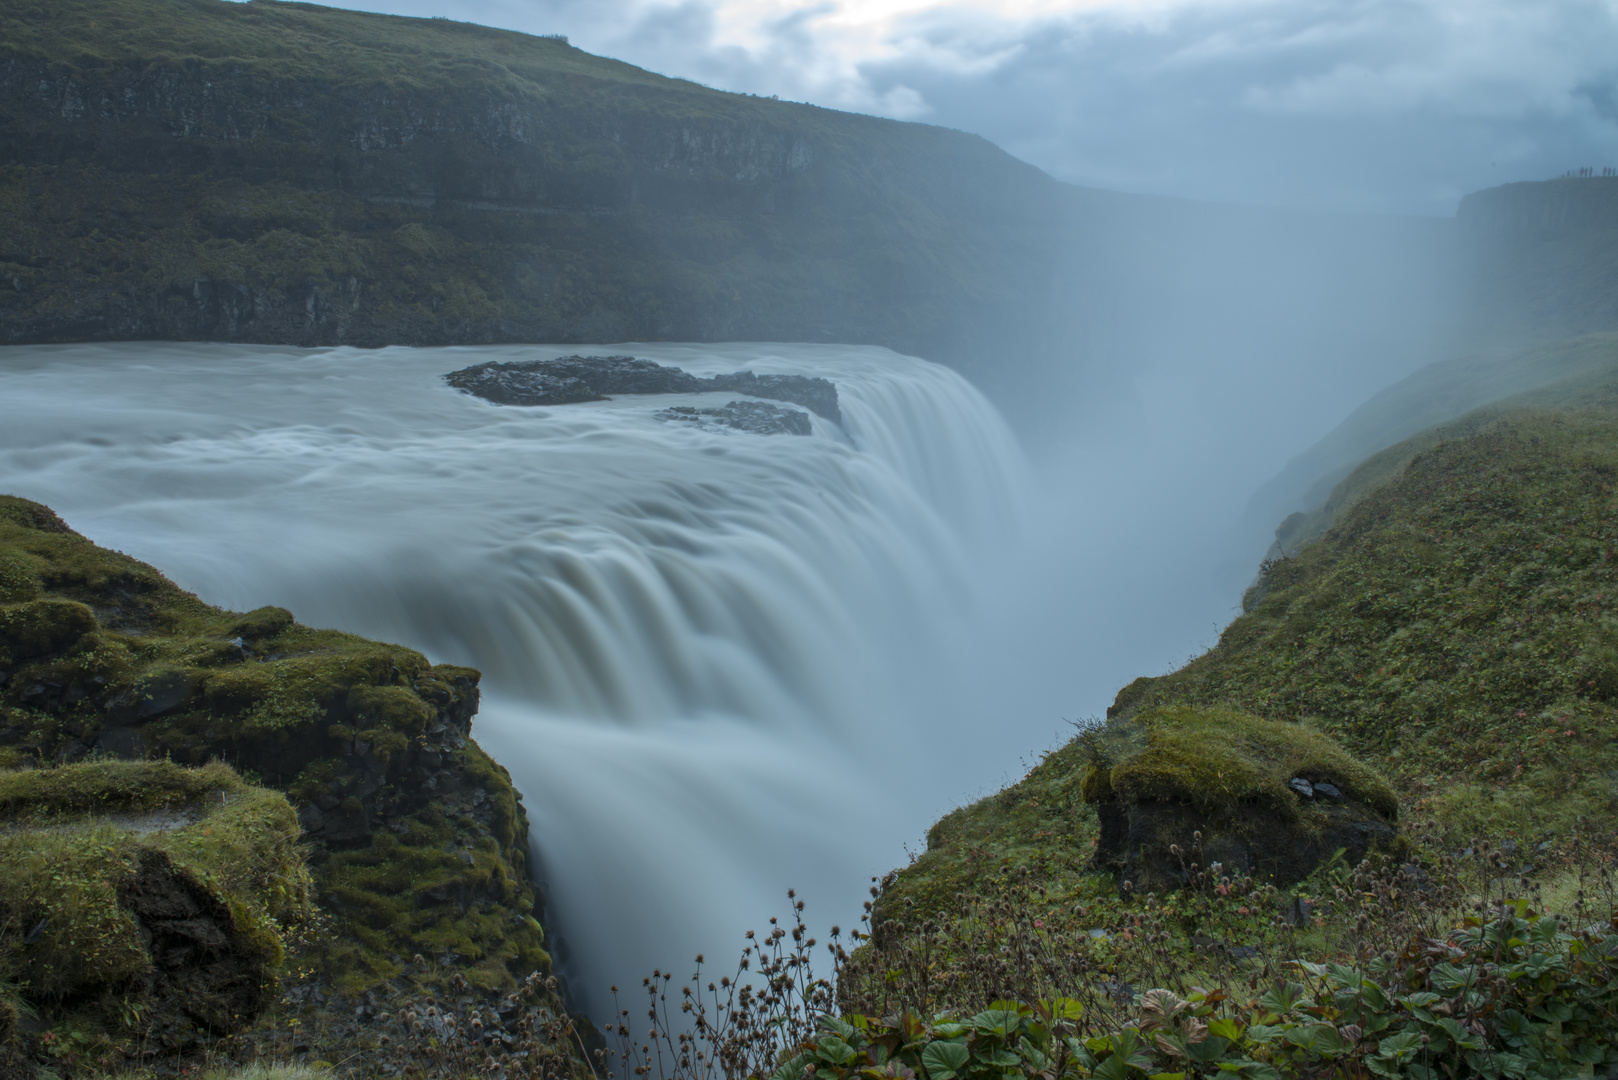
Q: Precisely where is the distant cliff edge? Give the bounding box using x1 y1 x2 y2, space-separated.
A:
0 0 1071 394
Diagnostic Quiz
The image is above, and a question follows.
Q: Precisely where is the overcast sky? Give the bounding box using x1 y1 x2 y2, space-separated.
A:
325 0 1618 216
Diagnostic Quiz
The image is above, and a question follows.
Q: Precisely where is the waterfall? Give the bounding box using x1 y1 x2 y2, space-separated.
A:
0 340 1032 1014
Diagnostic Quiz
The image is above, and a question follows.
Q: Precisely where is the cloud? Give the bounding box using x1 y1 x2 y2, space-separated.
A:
324 0 1618 214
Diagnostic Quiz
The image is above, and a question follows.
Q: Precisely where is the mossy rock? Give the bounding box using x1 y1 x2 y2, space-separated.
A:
0 759 309 1034
1081 706 1399 893
0 495 562 1022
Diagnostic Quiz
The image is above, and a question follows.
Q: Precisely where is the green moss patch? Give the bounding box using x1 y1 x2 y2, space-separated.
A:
0 759 308 1034
0 495 568 1058
1091 705 1397 822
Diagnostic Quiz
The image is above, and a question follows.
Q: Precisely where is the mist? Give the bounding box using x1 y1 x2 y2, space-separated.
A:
4 0 1594 1036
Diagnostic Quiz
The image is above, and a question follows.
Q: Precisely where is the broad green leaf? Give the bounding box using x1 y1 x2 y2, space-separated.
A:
920 1040 969 1080
1436 1018 1482 1051
1257 985 1300 1014
1494 1008 1533 1042
1325 963 1361 989
1207 1018 1243 1041
1429 963 1476 993
1183 1037 1233 1064
1284 1024 1347 1055
1044 997 1086 1023
1376 1032 1422 1059
818 1036 860 1066
770 1050 816 1080
1400 992 1441 1008
1091 1057 1136 1080
969 1009 1024 1039
1109 1029 1158 1071
1017 1037 1048 1071
1240 1065 1283 1080
825 1017 859 1040
988 1000 1032 1017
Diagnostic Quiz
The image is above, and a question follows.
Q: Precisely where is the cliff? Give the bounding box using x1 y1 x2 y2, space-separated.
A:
0 0 1069 396
850 392 1618 1016
0 495 588 1070
1454 178 1618 348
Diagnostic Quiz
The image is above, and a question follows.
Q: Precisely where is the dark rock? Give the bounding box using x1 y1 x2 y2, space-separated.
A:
446 354 842 423
95 723 149 759
1312 781 1343 800
118 850 274 1031
706 371 842 422
656 400 813 436
1091 796 1397 894
298 804 326 833
1288 776 1314 799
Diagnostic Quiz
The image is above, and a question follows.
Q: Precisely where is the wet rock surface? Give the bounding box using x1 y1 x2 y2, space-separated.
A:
656 400 813 436
447 354 842 424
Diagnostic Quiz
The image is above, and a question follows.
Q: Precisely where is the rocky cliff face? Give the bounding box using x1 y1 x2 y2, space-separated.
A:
1454 178 1618 347
0 493 580 1065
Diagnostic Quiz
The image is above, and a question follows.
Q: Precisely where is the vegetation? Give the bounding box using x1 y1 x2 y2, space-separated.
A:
0 759 307 1040
0 0 1065 380
830 391 1618 1078
0 495 583 1073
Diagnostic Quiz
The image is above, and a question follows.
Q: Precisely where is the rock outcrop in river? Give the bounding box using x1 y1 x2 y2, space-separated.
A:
446 354 841 424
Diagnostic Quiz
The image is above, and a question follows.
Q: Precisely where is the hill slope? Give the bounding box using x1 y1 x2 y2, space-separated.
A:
870 396 1618 957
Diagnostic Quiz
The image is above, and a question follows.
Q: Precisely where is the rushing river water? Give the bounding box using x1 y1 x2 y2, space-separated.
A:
0 340 1043 1013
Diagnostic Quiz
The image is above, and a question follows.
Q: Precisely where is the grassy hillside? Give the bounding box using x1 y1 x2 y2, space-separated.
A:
850 395 1618 1028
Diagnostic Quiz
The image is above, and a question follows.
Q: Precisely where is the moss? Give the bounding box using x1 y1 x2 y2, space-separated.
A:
1099 705 1398 821
0 495 555 1018
1121 406 1618 843
0 759 309 1009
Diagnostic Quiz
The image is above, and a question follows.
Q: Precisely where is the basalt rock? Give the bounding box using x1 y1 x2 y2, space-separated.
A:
446 354 842 424
656 400 813 436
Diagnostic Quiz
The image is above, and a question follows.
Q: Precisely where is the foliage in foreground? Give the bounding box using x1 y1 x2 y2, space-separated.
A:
584 850 1618 1080
795 898 1618 1080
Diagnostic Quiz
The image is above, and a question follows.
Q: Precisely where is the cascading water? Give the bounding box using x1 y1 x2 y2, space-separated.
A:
0 340 1034 1015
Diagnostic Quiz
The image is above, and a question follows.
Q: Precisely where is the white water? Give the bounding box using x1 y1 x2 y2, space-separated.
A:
0 340 1041 1012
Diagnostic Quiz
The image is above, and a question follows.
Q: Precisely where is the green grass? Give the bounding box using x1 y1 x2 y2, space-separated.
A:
0 0 696 93
1153 407 1618 844
870 396 1618 1010
1265 332 1618 556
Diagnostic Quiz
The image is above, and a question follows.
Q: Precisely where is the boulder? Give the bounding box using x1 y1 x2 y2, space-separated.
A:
1081 705 1399 893
0 759 308 1034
